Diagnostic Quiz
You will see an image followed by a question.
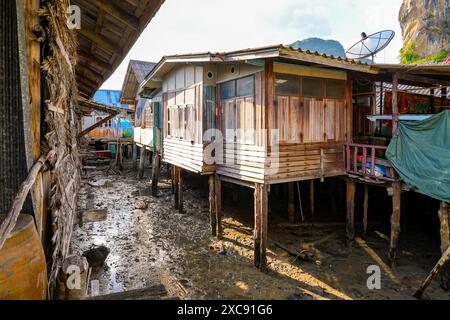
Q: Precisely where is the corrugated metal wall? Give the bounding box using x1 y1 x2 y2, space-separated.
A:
0 0 33 213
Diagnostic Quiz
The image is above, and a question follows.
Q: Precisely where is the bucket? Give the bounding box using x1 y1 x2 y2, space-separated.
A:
0 214 47 300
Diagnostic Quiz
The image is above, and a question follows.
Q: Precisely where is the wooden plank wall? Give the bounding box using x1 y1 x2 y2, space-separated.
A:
216 64 351 185
162 65 213 173
216 71 266 183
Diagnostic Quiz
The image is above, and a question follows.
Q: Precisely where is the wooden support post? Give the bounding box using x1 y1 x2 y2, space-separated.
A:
392 72 399 134
132 143 137 171
260 184 268 271
441 87 448 113
138 147 145 179
254 184 261 268
173 166 179 210
388 181 401 266
430 88 436 113
215 175 223 239
208 175 216 237
363 185 369 235
346 179 356 244
310 180 315 218
254 184 268 271
288 182 295 223
178 168 183 213
438 202 450 290
151 153 160 197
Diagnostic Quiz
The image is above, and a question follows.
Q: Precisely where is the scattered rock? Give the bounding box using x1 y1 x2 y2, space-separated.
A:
83 246 110 268
134 200 148 209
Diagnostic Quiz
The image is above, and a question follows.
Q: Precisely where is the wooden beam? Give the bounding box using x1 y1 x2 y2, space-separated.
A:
78 29 123 56
78 64 104 82
398 72 450 87
388 181 401 266
77 49 113 72
77 112 117 138
346 179 356 244
90 0 140 31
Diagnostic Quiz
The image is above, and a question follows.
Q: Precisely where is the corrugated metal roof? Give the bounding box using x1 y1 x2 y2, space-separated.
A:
93 90 130 109
129 60 157 84
144 44 377 85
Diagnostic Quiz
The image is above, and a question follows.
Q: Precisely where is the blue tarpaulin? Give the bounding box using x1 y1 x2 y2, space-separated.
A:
93 90 133 138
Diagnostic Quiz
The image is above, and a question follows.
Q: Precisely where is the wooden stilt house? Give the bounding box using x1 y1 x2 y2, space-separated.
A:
142 45 379 266
145 45 450 272
120 60 162 185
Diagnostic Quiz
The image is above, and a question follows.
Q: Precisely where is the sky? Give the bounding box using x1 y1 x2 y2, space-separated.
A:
101 0 404 90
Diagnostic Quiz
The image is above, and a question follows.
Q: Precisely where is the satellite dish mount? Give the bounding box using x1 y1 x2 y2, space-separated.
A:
346 30 395 63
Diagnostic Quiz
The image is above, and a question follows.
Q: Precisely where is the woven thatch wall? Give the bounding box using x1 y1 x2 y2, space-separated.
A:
39 0 82 290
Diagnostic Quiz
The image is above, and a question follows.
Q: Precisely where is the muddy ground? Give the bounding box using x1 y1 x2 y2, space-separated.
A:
70 161 450 300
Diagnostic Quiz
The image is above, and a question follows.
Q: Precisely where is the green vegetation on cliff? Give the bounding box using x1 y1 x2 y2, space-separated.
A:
400 41 449 64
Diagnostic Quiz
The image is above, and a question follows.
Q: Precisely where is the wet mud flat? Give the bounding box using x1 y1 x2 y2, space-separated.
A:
70 163 450 300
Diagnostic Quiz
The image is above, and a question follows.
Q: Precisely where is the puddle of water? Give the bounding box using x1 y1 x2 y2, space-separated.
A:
132 188 152 197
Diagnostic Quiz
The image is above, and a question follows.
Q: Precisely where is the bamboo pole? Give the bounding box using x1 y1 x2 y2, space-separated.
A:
0 151 54 251
414 246 450 298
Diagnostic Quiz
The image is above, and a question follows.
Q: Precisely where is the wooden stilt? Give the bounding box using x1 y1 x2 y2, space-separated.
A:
215 175 222 239
138 147 145 179
438 202 450 290
388 181 401 266
173 166 179 210
151 153 160 197
260 184 268 271
131 144 137 168
310 180 315 217
363 184 369 235
288 182 295 223
171 166 175 195
208 175 216 237
254 183 269 270
346 179 356 243
254 184 262 268
178 167 183 213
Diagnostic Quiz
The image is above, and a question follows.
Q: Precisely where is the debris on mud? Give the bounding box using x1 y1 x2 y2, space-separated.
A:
83 246 110 269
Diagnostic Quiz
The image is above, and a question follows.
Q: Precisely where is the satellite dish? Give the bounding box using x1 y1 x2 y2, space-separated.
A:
346 30 395 63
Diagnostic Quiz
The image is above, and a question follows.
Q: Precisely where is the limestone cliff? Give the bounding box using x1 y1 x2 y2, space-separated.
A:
399 0 450 58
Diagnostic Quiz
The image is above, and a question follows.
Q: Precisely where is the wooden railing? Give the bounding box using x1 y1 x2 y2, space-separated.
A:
344 143 397 182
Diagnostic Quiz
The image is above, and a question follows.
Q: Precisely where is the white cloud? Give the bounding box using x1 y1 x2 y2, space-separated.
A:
101 0 404 90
